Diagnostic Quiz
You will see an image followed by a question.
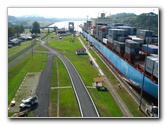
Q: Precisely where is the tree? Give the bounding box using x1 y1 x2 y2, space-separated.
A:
14 25 21 37
31 21 41 35
8 26 15 39
20 25 24 33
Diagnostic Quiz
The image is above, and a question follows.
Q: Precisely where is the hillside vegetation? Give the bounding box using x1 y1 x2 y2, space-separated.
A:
110 13 158 35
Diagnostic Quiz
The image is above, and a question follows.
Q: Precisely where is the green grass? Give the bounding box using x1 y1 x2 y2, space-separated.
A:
89 89 123 117
43 32 55 41
35 45 49 51
8 40 32 57
57 57 71 87
48 35 82 51
116 87 146 117
88 49 120 85
8 53 47 104
59 88 80 117
51 56 58 87
50 89 58 117
49 56 80 117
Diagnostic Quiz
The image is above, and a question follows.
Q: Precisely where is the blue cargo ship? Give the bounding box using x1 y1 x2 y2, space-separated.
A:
82 29 158 99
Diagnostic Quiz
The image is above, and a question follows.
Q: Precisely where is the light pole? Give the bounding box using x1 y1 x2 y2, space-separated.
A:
139 12 156 110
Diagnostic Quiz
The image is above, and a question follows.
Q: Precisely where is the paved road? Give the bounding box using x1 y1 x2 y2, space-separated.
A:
33 53 54 117
41 42 99 117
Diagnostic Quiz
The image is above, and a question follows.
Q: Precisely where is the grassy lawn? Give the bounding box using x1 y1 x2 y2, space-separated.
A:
43 32 55 41
59 88 80 117
88 88 123 117
57 57 71 87
8 40 32 57
49 56 80 117
47 35 123 117
35 45 49 51
88 49 120 85
50 89 58 117
48 35 82 51
8 53 47 105
51 56 58 87
116 87 146 117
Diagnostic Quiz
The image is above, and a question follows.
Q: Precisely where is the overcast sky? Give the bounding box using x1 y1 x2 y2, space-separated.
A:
8 8 158 18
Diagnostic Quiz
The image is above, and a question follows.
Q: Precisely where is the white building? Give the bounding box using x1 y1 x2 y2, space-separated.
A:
76 48 86 55
91 13 113 26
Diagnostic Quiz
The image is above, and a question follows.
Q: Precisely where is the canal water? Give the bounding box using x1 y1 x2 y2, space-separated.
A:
49 21 85 32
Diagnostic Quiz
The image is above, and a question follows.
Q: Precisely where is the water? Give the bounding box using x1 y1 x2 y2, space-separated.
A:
49 21 86 32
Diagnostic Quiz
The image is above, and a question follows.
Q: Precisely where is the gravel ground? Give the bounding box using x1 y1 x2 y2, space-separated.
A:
8 72 41 113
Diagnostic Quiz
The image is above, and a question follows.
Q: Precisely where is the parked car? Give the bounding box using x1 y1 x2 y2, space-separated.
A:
20 95 38 109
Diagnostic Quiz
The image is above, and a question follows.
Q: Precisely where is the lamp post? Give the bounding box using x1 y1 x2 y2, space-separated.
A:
139 12 156 110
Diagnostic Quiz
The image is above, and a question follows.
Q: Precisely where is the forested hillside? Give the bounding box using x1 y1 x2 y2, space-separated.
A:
110 13 158 35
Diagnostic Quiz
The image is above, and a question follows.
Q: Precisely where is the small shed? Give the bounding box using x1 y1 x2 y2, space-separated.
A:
93 77 104 87
76 48 86 55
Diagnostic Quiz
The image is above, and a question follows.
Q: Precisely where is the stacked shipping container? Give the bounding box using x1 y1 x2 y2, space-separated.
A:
145 54 158 78
142 44 158 54
136 29 155 40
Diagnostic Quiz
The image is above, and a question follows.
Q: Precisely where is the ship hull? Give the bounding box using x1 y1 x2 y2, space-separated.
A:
83 31 158 99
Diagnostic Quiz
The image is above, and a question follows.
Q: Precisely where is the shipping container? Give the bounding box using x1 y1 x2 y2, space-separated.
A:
136 29 155 40
107 41 114 49
142 44 158 54
125 39 140 49
145 56 158 74
118 36 125 42
125 46 136 54
107 36 114 43
118 36 132 42
145 37 158 43
108 29 127 36
150 54 158 58
103 38 108 44
116 42 125 53
154 60 158 69
153 68 158 78
132 37 144 44
82 30 158 99
117 26 136 35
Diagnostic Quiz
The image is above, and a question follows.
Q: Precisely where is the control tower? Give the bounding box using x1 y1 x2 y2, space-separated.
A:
68 22 74 33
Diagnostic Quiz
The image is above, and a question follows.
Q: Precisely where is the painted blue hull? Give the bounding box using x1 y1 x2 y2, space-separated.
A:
83 31 158 99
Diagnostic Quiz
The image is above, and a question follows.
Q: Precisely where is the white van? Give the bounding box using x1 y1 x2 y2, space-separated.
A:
20 95 38 109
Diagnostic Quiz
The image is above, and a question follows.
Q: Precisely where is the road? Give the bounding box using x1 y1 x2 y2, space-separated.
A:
33 53 54 117
33 40 99 117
